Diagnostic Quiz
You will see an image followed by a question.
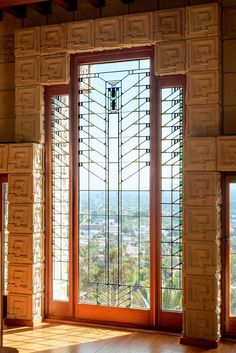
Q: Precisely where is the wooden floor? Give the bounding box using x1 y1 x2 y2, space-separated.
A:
2 323 236 353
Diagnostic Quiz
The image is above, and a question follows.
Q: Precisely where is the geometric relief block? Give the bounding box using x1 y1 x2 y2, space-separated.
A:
187 37 219 72
15 56 40 86
184 310 220 341
8 204 33 234
223 7 236 39
186 4 219 38
186 104 220 137
154 8 185 42
8 174 44 203
8 174 33 203
66 20 94 52
95 17 123 49
8 234 33 264
124 12 153 46
8 203 43 234
15 27 40 57
184 207 220 241
0 34 14 63
217 136 236 171
15 114 45 143
184 172 221 206
8 264 32 294
7 294 32 320
186 71 219 105
15 86 44 116
40 54 70 85
7 292 42 322
8 263 43 295
184 137 216 171
184 241 220 275
155 41 185 75
184 275 218 311
40 24 66 54
0 144 8 173
8 144 44 173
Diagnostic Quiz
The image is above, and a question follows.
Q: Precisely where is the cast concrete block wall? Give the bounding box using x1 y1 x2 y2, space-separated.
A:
0 0 236 347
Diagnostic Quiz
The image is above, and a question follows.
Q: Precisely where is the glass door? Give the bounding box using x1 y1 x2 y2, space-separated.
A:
74 50 155 326
224 175 236 334
0 175 8 344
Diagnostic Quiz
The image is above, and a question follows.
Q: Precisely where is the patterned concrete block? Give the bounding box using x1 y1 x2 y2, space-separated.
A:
15 114 45 144
154 8 185 42
184 172 221 206
66 20 94 52
184 137 216 171
15 56 40 86
184 241 220 275
15 86 44 116
186 37 219 71
0 34 14 63
184 310 220 341
8 144 44 174
40 24 66 54
95 17 123 49
8 174 44 203
40 54 70 85
184 206 220 241
186 104 220 137
186 4 219 38
217 136 236 171
186 71 219 105
15 27 40 57
124 12 153 46
155 41 185 75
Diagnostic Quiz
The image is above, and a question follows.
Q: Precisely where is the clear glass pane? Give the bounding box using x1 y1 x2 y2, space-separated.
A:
51 95 70 301
230 183 236 315
2 183 8 296
78 59 151 309
161 86 183 311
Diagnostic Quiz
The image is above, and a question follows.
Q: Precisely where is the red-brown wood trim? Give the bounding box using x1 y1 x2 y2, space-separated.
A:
45 84 72 319
156 75 185 332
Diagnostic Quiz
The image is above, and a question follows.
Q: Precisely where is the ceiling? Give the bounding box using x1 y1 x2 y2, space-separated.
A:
0 0 134 19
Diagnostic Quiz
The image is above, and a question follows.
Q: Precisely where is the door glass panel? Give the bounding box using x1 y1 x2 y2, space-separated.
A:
78 59 151 309
51 95 70 301
161 87 183 311
2 183 8 295
230 183 236 315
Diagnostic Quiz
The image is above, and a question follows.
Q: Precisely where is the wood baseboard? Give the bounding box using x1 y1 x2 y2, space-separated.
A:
180 335 221 348
4 318 33 327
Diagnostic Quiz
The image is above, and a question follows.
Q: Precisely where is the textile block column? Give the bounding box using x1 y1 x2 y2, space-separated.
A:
6 143 44 325
181 3 222 347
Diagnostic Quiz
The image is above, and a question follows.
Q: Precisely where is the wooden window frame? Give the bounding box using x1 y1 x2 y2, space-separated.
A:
45 48 185 331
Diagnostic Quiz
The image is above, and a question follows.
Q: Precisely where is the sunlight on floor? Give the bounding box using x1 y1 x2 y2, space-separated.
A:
3 324 132 353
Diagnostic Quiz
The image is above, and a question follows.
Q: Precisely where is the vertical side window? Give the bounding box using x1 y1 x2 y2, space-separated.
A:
229 182 236 316
160 84 183 311
51 95 70 301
